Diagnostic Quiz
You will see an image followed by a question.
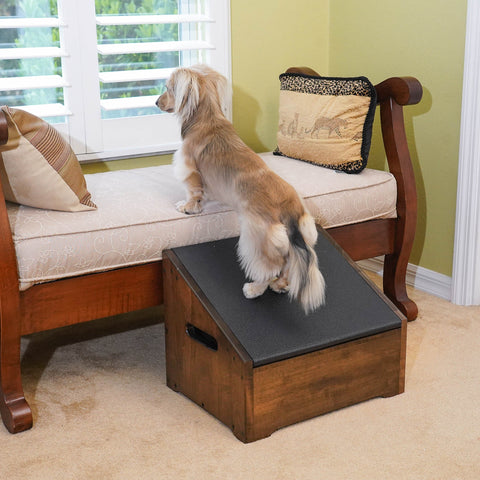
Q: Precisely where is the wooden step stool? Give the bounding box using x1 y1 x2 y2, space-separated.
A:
163 229 407 443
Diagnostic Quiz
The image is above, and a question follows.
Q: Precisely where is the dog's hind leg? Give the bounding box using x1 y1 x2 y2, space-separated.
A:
239 221 288 300
243 281 269 299
269 266 290 294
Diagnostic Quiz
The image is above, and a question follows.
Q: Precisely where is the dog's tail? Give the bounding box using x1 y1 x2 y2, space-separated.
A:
287 213 326 314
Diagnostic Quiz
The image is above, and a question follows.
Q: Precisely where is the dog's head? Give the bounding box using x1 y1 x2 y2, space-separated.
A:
156 65 228 122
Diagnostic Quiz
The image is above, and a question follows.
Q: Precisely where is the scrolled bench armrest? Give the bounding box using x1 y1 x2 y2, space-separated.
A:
0 109 19 287
285 69 423 108
285 66 320 76
375 77 423 106
0 109 7 146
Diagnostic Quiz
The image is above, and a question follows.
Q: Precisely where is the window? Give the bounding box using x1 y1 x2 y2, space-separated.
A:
0 0 231 160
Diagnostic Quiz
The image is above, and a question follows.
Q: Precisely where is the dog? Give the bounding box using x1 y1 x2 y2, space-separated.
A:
156 65 325 314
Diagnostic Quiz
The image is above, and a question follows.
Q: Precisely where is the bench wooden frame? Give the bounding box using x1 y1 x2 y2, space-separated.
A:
0 67 422 433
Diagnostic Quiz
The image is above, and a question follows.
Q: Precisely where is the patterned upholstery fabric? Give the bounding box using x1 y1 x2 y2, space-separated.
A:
7 153 396 290
0 106 96 212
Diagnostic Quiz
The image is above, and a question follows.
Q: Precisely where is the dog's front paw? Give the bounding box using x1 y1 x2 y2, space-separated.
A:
175 199 203 215
175 200 188 213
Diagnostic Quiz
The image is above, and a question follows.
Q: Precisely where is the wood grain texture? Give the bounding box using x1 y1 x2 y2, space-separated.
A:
327 218 396 261
0 175 32 433
163 254 253 441
0 110 7 145
250 328 404 442
380 94 419 320
20 263 163 336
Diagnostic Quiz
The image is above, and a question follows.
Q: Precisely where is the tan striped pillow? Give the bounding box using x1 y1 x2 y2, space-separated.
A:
0 106 96 211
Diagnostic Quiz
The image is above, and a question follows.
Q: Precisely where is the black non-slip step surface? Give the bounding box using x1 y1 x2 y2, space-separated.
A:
170 230 403 367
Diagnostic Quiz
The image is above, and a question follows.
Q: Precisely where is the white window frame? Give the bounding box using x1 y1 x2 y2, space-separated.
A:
1 0 231 162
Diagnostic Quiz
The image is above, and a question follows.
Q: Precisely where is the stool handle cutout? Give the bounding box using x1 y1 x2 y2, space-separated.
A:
186 324 218 351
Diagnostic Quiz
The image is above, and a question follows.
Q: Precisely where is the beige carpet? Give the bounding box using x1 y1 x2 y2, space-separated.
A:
1 274 479 480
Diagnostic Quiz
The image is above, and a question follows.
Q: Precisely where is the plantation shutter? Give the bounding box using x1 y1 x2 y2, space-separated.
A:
96 15 215 113
0 0 231 160
0 5 70 120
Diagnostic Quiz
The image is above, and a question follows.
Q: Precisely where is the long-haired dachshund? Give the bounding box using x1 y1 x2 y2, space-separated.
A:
156 65 325 314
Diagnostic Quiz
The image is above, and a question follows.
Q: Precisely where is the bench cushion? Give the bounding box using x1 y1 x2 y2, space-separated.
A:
7 152 396 291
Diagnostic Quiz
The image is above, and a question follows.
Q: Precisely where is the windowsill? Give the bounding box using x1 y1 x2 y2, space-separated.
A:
80 152 174 174
77 142 180 164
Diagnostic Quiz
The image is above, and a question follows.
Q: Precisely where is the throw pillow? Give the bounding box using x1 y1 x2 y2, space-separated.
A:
0 106 96 211
274 72 377 173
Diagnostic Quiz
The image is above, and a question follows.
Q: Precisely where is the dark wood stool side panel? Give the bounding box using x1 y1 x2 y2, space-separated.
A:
396 318 408 396
163 254 254 442
250 327 404 442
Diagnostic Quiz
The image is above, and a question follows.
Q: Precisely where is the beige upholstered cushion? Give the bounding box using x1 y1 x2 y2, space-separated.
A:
0 106 96 212
275 73 376 173
7 153 396 290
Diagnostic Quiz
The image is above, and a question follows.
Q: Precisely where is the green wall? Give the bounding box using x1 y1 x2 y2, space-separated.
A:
329 0 467 277
83 0 468 278
230 0 329 152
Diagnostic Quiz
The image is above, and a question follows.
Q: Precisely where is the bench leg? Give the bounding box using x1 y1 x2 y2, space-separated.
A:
383 252 418 321
0 384 32 434
1 304 32 433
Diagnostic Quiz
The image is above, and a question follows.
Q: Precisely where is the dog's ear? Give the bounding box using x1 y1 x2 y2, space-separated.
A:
210 71 230 117
173 68 200 119
191 64 230 117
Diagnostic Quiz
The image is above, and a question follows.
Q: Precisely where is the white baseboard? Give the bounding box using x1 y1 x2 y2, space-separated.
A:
357 256 452 301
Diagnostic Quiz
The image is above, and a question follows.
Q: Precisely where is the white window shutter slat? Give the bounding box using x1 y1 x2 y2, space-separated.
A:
98 68 176 84
95 14 213 26
0 47 66 60
0 75 68 91
97 40 214 56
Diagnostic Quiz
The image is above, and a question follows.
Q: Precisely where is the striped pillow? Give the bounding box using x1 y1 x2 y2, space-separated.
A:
0 106 96 212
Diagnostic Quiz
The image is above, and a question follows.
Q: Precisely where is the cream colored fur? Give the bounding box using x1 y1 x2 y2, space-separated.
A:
156 65 326 314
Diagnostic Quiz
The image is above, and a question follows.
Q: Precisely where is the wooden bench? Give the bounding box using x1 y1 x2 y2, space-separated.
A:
0 68 422 433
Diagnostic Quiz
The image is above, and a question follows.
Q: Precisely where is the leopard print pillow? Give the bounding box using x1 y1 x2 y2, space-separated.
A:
274 72 377 173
